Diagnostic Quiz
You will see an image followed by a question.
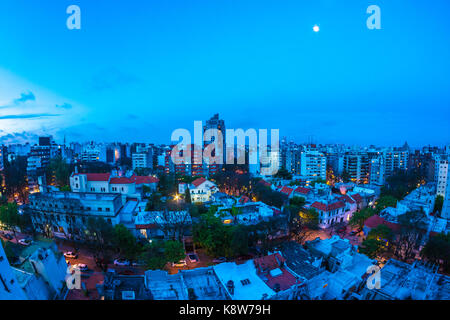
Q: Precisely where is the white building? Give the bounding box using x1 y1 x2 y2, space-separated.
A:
435 155 449 197
188 178 219 203
442 169 450 220
0 242 68 300
213 260 275 300
28 191 124 238
216 201 276 225
300 150 327 183
70 172 159 201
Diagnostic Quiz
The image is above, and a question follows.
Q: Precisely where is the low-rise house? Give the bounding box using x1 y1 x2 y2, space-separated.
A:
253 253 300 294
363 215 401 236
134 210 192 241
98 271 152 300
304 236 376 300
70 172 159 202
358 259 450 300
28 191 123 239
279 242 323 282
0 242 68 300
216 202 276 225
279 186 294 199
213 260 276 300
310 200 347 228
293 187 313 201
188 178 219 203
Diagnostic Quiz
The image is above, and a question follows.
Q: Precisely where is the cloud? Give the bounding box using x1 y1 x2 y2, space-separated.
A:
0 131 39 144
56 103 73 109
13 91 36 104
0 113 61 120
90 68 140 91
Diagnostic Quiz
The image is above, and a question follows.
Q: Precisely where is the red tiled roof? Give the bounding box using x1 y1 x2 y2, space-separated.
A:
311 201 345 212
192 177 207 187
84 173 111 182
239 196 251 204
338 194 356 204
258 179 272 187
254 253 286 272
135 176 159 184
110 176 134 184
280 186 294 196
294 187 311 195
351 193 363 203
364 215 401 232
264 268 298 292
254 253 297 291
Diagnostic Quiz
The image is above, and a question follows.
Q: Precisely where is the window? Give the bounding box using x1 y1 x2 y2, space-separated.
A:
241 279 251 286
98 207 102 212
106 208 110 212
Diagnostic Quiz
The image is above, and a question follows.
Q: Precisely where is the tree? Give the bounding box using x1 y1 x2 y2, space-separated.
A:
274 167 292 180
184 187 191 204
433 195 444 215
359 238 384 259
140 241 167 270
85 217 115 271
375 196 398 214
381 168 424 199
164 240 185 263
3 156 28 202
392 211 428 262
231 225 249 256
0 202 25 242
420 233 450 272
145 192 163 211
290 208 319 244
349 208 375 230
290 196 306 208
252 184 287 208
46 155 73 188
113 224 141 261
193 214 233 257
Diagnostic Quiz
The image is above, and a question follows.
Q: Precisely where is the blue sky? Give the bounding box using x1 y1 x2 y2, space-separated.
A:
0 0 449 147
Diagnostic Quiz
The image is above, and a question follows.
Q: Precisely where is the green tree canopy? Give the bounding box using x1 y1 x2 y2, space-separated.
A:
164 240 186 263
375 196 398 214
349 208 375 230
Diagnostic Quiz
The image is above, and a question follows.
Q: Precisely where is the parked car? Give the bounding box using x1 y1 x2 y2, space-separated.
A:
114 259 131 266
73 263 88 271
213 257 227 263
18 238 32 246
171 259 187 267
64 251 78 259
2 234 13 240
187 253 199 263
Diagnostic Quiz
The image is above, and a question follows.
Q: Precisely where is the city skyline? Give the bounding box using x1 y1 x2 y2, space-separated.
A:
1 0 450 146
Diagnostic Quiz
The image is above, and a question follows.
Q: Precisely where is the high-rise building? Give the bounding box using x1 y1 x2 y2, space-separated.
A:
132 145 153 170
203 114 226 173
369 156 385 186
442 168 450 220
343 151 370 184
299 149 327 183
435 155 449 197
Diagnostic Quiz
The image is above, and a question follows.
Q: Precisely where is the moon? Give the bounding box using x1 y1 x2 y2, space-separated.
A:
313 25 320 32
